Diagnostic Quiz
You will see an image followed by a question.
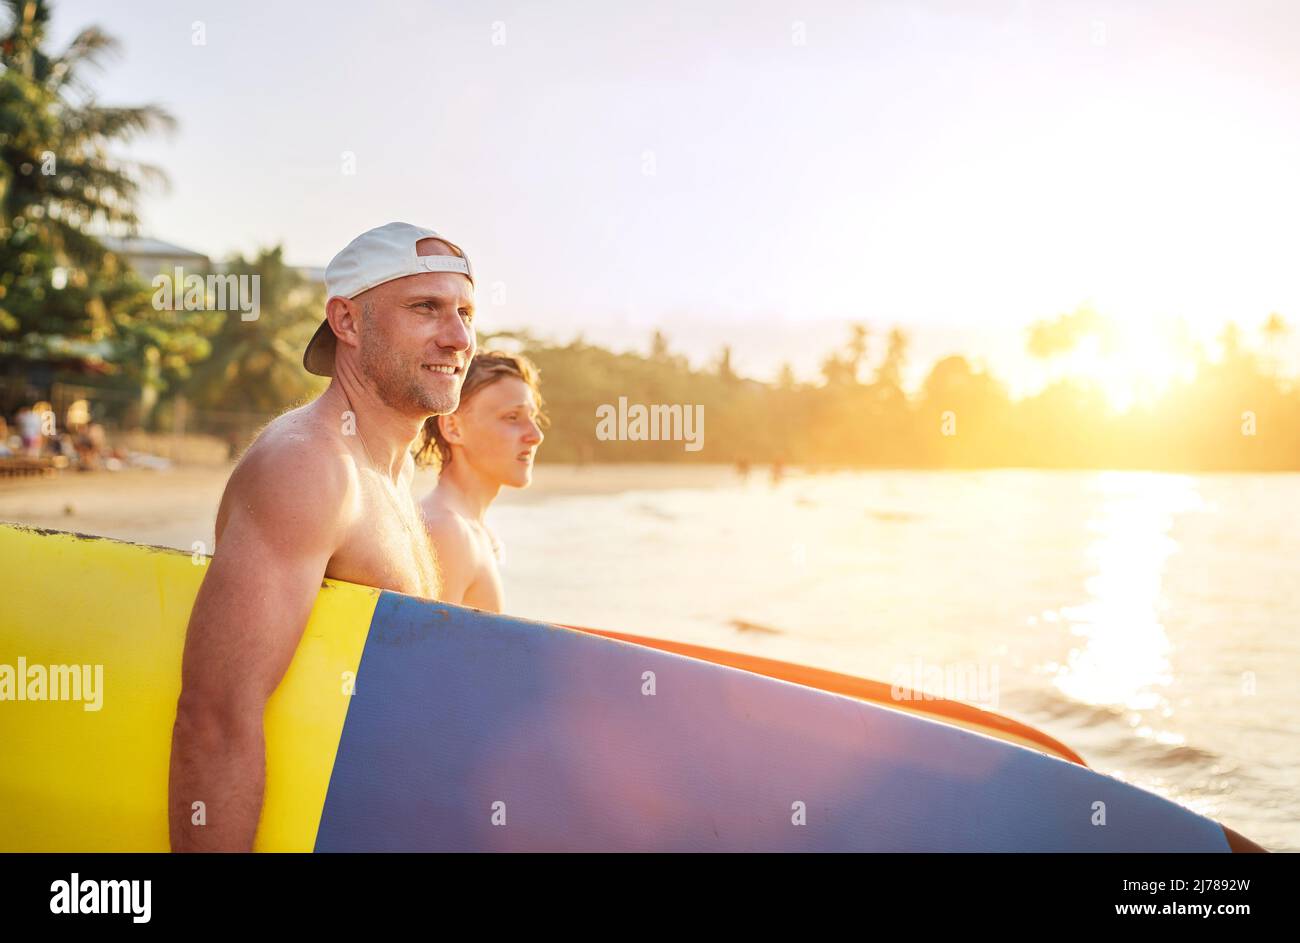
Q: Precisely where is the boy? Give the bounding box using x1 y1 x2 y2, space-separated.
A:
415 351 545 611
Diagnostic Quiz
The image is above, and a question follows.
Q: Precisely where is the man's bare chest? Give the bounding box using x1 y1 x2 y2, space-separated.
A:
327 485 439 598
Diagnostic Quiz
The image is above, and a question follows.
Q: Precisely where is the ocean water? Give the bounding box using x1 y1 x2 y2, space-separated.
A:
493 467 1300 851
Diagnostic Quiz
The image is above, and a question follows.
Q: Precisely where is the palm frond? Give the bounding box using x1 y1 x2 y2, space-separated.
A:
65 102 176 141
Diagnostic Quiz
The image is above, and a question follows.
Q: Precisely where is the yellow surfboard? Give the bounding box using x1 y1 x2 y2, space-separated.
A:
0 523 376 851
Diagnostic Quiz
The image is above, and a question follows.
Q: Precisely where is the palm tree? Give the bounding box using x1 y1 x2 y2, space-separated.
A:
181 247 326 416
876 326 908 390
715 344 736 382
1261 312 1290 381
846 322 869 382
0 0 174 347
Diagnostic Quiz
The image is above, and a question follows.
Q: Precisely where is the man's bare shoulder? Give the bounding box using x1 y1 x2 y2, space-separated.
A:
218 399 360 543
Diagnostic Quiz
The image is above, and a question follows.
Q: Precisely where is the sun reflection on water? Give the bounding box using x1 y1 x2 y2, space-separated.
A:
1050 472 1205 730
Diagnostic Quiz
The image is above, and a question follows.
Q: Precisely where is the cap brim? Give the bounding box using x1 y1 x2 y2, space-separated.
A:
302 319 337 377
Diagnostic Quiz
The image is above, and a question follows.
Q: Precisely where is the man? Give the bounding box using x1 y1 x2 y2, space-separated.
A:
414 351 545 612
169 222 476 852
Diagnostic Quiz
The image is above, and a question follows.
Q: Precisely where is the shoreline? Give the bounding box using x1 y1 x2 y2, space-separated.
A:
0 463 756 550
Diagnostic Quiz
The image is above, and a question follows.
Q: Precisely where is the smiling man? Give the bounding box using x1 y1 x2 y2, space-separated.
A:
169 222 476 852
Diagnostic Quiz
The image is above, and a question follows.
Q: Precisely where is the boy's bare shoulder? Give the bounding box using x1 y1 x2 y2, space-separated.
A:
420 498 476 545
421 496 487 566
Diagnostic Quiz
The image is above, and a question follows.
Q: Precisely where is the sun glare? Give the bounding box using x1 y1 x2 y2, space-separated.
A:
1039 317 1197 412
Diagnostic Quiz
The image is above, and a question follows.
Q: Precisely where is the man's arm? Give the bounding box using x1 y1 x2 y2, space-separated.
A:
169 439 352 851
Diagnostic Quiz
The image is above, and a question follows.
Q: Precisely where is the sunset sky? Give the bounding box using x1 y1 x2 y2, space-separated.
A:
49 0 1300 392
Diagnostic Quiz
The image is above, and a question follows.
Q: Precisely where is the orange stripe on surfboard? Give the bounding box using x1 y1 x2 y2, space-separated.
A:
563 625 1088 767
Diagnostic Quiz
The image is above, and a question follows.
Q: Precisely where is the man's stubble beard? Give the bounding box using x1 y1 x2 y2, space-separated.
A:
358 324 460 417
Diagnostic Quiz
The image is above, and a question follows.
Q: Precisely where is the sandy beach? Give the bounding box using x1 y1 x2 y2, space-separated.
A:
0 461 752 550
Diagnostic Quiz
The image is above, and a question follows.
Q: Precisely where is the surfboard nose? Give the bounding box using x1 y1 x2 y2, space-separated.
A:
1222 825 1268 852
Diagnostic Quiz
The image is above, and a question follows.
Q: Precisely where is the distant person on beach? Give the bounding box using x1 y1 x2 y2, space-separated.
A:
73 422 105 470
15 405 42 457
415 351 545 612
170 222 477 852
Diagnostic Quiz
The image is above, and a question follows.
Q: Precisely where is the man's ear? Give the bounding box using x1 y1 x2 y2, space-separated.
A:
326 296 363 356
